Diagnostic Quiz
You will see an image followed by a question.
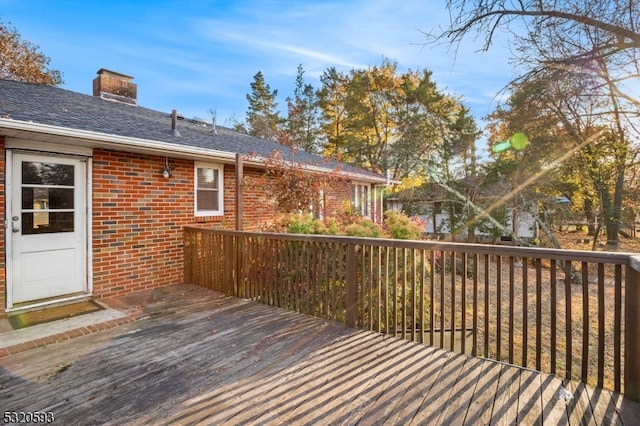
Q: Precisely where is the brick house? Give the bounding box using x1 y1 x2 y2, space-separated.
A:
0 69 387 316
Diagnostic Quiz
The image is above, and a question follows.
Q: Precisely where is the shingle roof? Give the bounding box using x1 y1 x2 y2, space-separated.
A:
0 79 385 182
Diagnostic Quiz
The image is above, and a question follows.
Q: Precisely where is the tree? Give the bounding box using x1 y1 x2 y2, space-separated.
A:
245 71 282 141
245 150 345 215
439 1 639 109
317 59 477 185
0 20 63 85
437 0 640 249
284 65 323 154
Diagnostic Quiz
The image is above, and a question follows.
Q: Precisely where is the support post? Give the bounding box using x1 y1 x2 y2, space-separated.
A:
235 153 244 231
346 244 358 328
223 234 234 296
625 255 640 401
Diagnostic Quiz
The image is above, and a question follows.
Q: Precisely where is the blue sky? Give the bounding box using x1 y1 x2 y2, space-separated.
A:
2 0 515 147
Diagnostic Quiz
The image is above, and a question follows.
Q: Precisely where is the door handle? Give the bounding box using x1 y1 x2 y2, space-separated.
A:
12 227 20 233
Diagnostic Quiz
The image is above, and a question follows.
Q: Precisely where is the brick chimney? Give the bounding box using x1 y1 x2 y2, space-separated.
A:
93 68 137 105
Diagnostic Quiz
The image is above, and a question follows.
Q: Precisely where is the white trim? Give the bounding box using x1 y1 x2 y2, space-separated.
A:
5 138 93 156
5 294 92 313
5 150 14 309
0 118 236 162
86 157 94 297
194 162 224 217
0 118 388 184
5 150 92 309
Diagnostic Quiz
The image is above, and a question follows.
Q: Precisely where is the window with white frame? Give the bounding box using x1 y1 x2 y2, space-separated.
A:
352 183 370 216
195 163 224 216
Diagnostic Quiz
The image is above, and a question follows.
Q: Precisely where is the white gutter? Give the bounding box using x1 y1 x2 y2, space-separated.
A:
0 118 388 184
0 118 237 162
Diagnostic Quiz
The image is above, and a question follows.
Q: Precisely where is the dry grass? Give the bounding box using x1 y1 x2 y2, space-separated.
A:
424 229 637 392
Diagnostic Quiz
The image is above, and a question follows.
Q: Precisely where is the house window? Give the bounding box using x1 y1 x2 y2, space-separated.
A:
353 183 370 216
195 163 223 216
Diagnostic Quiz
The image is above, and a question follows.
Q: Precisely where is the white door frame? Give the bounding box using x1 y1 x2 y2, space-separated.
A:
5 147 93 311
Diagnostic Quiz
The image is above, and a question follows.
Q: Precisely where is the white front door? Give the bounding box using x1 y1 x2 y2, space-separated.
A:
10 152 88 305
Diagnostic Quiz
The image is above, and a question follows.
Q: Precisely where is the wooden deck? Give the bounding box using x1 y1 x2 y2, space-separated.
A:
1 285 639 425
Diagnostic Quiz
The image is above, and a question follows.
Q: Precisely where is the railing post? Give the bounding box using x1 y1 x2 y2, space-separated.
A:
183 229 192 284
346 244 357 328
625 255 640 401
223 234 234 296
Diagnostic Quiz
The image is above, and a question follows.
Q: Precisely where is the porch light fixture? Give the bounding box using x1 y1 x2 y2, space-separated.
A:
162 157 172 178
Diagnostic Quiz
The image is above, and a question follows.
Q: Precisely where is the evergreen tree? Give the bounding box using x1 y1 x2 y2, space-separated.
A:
285 65 322 154
245 71 281 141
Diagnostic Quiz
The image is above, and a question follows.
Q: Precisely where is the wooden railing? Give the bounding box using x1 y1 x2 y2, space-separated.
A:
184 227 640 400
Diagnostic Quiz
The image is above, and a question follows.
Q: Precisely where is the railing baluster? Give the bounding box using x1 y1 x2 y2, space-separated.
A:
565 260 573 380
536 258 542 371
420 249 426 344
598 262 605 388
402 248 407 340
384 246 389 335
551 259 557 375
582 261 589 383
522 257 528 368
359 245 365 328
375 245 381 332
370 245 375 331
472 253 478 357
509 256 514 365
324 243 330 319
450 251 456 352
346 243 357 328
615 264 622 391
484 254 490 358
411 248 417 342
496 255 502 361
461 252 467 355
393 247 398 337
430 250 435 347
441 251 446 349
369 244 375 331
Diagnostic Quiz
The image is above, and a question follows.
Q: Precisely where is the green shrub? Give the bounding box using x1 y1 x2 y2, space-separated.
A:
268 208 424 240
344 219 387 238
383 210 424 240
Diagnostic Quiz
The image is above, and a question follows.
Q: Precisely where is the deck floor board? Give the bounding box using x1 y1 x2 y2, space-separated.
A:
1 285 638 425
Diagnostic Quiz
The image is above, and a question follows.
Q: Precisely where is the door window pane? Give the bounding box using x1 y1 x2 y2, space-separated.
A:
22 212 74 234
22 188 74 210
21 161 75 234
22 162 74 185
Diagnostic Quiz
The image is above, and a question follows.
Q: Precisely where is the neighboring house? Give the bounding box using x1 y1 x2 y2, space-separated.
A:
387 188 538 243
0 69 387 316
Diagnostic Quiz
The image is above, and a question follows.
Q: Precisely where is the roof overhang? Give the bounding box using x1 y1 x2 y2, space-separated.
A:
0 118 388 184
0 118 237 163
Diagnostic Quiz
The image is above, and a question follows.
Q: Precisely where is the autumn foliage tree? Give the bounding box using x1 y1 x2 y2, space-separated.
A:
245 150 345 215
436 0 639 249
0 20 62 85
317 59 478 185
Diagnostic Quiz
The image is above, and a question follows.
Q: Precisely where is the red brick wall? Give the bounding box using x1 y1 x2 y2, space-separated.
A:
325 181 353 218
91 150 284 299
241 166 279 230
92 150 236 298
